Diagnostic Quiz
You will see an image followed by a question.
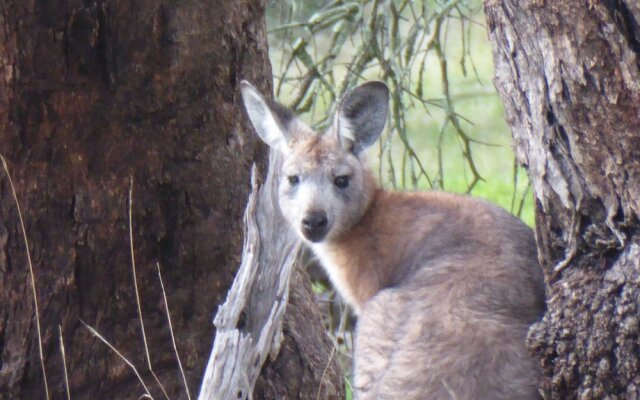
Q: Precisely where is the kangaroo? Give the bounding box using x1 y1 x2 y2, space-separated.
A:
240 80 545 400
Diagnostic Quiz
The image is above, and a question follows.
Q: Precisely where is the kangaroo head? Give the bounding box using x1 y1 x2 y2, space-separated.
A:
241 81 389 243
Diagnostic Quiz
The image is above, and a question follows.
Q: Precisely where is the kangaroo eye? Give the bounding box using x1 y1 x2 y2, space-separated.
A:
287 175 300 186
334 175 350 189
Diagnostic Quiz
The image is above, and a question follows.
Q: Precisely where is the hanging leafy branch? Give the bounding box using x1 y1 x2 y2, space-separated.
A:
268 0 489 192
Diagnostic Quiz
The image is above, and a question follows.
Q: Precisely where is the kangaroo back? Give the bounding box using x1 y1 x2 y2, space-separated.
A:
352 192 543 399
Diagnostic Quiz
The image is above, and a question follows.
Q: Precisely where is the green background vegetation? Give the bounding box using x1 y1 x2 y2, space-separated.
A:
266 0 534 225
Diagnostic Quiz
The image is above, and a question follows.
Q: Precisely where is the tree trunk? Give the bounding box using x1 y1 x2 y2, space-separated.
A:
0 1 341 398
484 1 640 398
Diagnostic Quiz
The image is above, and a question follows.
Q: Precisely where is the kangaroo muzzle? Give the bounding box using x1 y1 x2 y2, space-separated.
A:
301 210 329 242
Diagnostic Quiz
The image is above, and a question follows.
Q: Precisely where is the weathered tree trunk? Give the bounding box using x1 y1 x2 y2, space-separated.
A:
198 157 343 400
484 1 640 398
0 1 341 399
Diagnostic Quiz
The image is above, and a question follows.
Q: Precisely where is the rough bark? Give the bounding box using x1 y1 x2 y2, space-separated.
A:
484 0 640 398
0 0 342 398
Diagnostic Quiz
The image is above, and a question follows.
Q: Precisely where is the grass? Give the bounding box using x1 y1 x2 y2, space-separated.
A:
1 160 192 399
80 183 193 400
1 155 51 399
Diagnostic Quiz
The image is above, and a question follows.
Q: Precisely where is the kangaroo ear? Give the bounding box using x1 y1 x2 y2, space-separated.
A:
240 80 294 153
336 81 389 154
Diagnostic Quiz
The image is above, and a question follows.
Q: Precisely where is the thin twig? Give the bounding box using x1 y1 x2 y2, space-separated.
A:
80 320 152 399
128 178 170 400
1 155 50 400
517 180 532 218
434 40 484 192
157 263 192 400
510 158 519 213
58 325 71 400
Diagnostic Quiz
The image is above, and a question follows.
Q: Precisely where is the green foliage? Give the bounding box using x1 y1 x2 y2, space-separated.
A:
266 0 533 225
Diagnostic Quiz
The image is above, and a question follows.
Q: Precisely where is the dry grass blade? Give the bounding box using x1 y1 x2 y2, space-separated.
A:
128 178 170 400
316 302 349 400
80 319 153 399
0 154 50 400
442 379 459 400
156 262 192 400
58 325 71 400
345 377 354 396
315 345 337 400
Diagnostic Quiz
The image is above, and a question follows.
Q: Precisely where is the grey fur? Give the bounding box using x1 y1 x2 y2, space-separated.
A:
240 80 545 400
336 81 390 154
352 195 544 400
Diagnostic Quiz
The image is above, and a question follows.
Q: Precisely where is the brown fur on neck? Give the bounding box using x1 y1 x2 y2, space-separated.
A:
318 186 527 312
320 188 438 311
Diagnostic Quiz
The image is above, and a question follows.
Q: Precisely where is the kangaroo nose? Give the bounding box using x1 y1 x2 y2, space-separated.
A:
302 211 328 230
301 211 328 242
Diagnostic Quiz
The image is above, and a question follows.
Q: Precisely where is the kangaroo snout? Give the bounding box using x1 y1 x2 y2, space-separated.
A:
301 210 328 242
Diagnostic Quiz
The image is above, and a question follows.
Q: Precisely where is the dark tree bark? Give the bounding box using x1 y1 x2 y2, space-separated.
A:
0 1 342 399
484 1 640 399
